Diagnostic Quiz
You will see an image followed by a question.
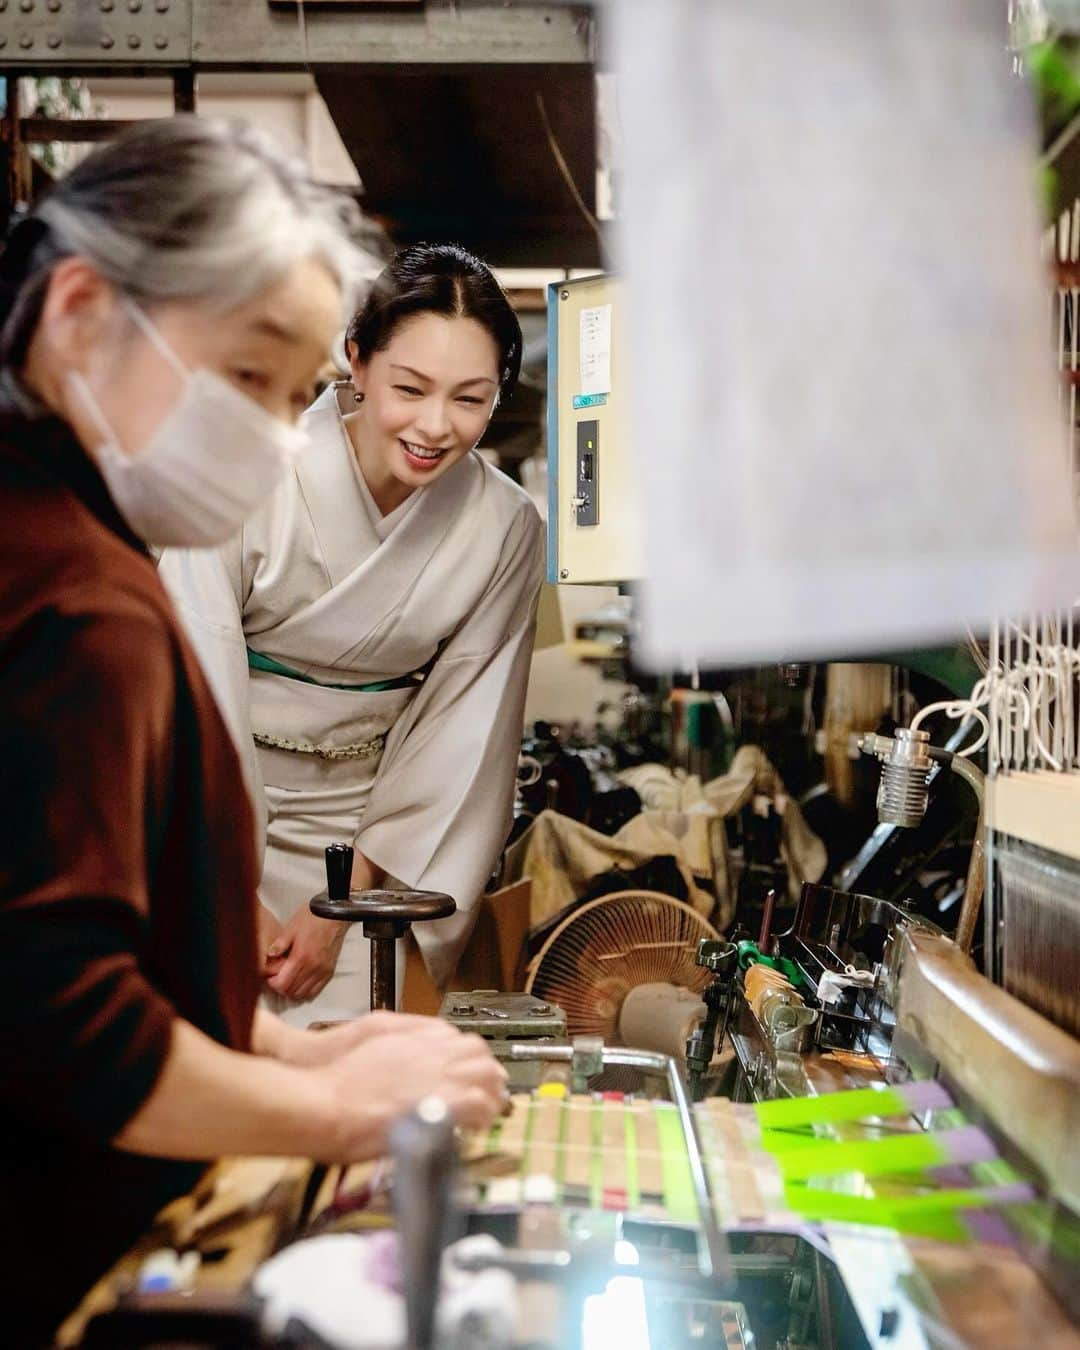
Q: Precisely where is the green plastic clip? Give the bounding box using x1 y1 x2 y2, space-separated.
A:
737 940 804 987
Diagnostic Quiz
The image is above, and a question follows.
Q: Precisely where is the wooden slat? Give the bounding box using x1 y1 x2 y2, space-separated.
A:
269 0 422 6
2 75 33 222
629 1101 665 1200
20 118 156 144
600 1100 627 1206
194 1 590 67
496 1094 532 1164
562 1098 593 1192
173 70 197 114
526 1096 563 1180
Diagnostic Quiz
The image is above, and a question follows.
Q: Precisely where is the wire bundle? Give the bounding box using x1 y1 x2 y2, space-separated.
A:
905 612 1080 774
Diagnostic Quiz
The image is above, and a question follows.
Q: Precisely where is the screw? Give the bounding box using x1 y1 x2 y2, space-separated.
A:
0 35 6 47
19 0 32 11
154 33 167 47
47 0 60 8
155 0 168 9
100 0 113 9
530 1003 552 1016
100 32 114 46
560 289 570 301
19 32 33 46
128 0 141 9
47 32 60 45
559 569 569 580
127 32 140 46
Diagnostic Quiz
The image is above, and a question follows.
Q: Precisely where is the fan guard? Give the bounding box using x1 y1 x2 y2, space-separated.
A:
525 890 720 1044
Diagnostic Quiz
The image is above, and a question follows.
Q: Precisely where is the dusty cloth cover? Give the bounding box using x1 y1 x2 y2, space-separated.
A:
0 408 260 1342
503 746 826 933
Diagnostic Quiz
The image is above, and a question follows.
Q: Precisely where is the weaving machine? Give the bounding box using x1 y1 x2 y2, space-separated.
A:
66 881 1080 1349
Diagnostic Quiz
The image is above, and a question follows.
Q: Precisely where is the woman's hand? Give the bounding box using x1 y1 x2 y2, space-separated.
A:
275 1012 442 1069
326 1020 509 1151
264 908 348 1003
257 906 286 978
115 1017 507 1164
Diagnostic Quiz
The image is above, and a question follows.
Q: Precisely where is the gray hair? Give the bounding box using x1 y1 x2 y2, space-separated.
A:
0 116 365 366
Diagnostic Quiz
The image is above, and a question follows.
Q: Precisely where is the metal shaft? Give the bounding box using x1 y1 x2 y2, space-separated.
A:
369 935 397 1011
932 750 986 955
391 1099 458 1350
758 887 778 951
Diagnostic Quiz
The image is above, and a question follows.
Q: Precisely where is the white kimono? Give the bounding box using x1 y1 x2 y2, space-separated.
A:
159 383 545 1023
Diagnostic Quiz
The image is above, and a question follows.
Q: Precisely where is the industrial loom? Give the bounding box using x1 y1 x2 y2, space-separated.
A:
64 775 1080 1350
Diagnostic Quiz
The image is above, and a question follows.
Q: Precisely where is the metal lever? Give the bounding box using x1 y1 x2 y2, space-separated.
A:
311 844 456 1011
391 1097 459 1350
686 939 738 1101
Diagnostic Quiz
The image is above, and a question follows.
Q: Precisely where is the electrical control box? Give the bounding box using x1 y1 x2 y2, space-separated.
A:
546 275 642 583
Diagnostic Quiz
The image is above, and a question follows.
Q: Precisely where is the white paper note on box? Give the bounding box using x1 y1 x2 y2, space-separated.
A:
580 304 613 396
615 0 1080 667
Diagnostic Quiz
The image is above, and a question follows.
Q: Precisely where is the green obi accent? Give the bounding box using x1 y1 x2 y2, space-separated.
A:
246 647 422 693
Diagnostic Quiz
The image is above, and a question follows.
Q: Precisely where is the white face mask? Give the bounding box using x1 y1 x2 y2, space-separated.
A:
68 302 309 548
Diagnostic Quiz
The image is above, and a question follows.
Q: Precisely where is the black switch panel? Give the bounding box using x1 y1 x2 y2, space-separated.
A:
575 419 598 526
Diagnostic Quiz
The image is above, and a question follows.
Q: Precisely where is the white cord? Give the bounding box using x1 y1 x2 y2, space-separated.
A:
909 699 989 757
955 709 990 757
909 700 964 732
963 624 989 675
983 639 1079 772
922 604 1080 778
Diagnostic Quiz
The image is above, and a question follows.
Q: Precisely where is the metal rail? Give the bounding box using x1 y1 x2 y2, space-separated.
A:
505 1041 733 1289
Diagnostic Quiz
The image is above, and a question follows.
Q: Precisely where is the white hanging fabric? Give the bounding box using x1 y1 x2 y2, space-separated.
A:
615 0 1079 666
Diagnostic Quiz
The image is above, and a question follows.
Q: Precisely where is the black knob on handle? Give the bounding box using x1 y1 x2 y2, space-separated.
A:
324 842 354 902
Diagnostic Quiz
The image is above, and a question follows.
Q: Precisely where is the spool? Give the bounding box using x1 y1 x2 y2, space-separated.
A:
759 983 806 1037
618 982 707 1060
744 964 792 1019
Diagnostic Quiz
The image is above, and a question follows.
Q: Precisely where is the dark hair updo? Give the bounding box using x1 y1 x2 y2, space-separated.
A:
345 243 522 400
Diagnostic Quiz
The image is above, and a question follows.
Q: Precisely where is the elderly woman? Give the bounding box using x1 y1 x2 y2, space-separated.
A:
0 118 504 1342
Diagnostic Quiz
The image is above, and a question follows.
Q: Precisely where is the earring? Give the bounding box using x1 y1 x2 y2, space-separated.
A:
353 391 365 404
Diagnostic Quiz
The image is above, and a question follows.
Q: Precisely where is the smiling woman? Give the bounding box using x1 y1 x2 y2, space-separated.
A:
343 242 521 509
159 243 546 1022
354 317 499 498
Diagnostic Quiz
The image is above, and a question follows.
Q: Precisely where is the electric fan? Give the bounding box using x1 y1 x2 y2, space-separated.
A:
525 891 721 1062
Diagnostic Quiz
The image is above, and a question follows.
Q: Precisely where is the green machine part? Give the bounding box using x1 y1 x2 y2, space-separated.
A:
868 644 982 700
737 940 804 987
